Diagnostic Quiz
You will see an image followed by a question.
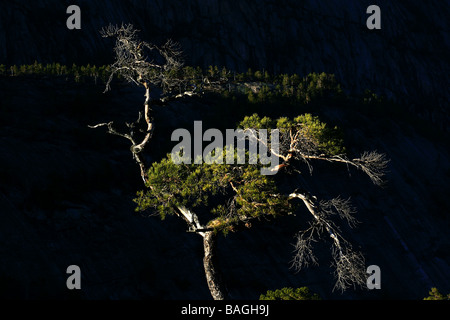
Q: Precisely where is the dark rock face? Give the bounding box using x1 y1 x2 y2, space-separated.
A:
1 1 449 128
0 76 449 300
0 1 449 301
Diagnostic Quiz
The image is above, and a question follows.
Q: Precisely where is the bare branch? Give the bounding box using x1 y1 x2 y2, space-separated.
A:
289 191 366 291
88 115 151 183
100 23 185 94
331 247 367 292
88 121 135 144
291 225 319 271
352 151 390 186
319 196 359 228
290 151 389 186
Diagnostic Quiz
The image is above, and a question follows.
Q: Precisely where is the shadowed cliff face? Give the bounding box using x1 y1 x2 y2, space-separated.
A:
1 0 449 128
0 0 449 300
0 76 449 300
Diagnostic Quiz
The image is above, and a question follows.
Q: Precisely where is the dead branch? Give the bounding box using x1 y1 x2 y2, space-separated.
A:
241 119 389 185
291 225 319 270
319 196 359 228
289 191 367 292
331 247 366 292
100 23 185 94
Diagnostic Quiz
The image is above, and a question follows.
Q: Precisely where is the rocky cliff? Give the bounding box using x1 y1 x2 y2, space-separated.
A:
0 0 449 301
0 74 449 300
1 0 449 128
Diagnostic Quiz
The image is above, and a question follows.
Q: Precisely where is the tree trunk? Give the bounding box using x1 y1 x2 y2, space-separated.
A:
203 231 227 300
133 83 154 183
135 83 153 149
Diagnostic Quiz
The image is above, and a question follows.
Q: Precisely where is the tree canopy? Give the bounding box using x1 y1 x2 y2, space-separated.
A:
134 112 389 292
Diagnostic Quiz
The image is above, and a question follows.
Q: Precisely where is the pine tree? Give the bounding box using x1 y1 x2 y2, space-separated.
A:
264 70 271 83
246 68 253 81
208 65 215 78
254 70 263 81
235 72 245 82
32 60 43 74
19 65 27 75
221 66 228 80
71 63 78 75
11 65 19 76
290 74 300 87
282 73 290 87
91 23 389 300
247 89 256 103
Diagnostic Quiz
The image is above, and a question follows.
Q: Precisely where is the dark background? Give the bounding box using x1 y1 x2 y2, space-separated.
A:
1 0 449 128
0 0 449 300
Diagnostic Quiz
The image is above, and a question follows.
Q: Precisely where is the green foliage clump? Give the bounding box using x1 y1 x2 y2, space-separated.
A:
238 113 346 156
232 71 344 106
424 288 450 300
134 150 290 234
134 157 225 219
256 85 274 103
294 113 346 156
260 287 321 300
0 62 345 110
238 113 274 129
362 89 383 105
0 61 111 84
296 72 343 103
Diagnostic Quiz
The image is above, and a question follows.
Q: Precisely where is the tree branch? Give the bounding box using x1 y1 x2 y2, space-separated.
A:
288 191 367 292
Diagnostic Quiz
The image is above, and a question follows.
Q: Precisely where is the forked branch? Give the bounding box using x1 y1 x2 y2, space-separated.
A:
289 191 367 292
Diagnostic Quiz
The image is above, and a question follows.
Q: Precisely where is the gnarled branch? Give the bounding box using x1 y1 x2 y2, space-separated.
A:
289 191 367 292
